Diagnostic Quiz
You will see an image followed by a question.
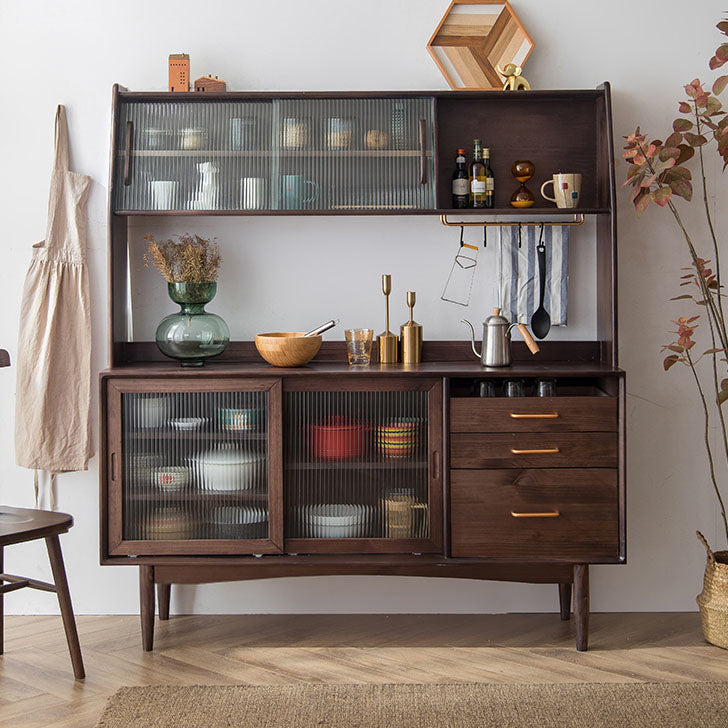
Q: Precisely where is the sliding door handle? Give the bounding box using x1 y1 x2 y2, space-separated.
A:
510 447 560 454
511 510 560 518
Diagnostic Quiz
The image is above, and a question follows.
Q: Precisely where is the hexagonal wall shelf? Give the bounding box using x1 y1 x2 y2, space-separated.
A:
427 0 534 90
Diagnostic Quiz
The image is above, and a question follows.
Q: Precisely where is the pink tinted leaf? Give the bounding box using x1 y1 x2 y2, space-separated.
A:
718 20 728 33
651 186 672 206
668 166 692 180
664 354 680 370
665 132 683 147
710 55 727 70
712 75 728 94
719 389 728 405
679 101 693 113
718 44 728 61
670 294 694 300
676 145 695 164
635 190 652 216
684 132 708 146
669 178 693 201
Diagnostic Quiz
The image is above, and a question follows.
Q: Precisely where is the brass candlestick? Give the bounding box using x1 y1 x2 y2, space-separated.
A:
378 274 398 363
400 291 423 364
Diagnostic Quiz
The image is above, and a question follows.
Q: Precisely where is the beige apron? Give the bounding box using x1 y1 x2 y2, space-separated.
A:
15 105 93 507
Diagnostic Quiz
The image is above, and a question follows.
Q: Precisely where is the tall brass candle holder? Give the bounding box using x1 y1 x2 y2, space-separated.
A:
378 274 398 363
400 291 423 364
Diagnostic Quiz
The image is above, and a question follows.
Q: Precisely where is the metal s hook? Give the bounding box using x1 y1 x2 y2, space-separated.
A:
459 225 464 247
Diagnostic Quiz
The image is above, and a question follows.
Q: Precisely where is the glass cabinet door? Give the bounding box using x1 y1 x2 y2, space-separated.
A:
283 379 443 553
113 96 435 213
105 378 282 556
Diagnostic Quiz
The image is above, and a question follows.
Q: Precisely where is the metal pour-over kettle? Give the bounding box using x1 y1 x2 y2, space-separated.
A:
462 308 540 367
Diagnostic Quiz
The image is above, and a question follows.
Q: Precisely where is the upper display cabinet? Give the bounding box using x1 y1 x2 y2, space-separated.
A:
109 85 615 217
113 92 436 213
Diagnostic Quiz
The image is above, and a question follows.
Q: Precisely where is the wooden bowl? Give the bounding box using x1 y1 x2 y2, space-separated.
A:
254 332 322 367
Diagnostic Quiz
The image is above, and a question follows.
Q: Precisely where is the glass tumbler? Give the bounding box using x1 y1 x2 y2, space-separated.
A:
536 378 557 397
505 379 526 397
345 328 374 365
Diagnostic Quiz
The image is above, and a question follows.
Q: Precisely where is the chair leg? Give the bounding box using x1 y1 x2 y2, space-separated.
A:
558 582 572 621
140 566 155 651
573 564 589 651
0 545 4 655
45 535 85 679
157 583 170 621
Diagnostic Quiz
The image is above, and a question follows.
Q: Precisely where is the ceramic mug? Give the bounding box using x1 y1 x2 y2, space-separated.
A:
541 173 582 208
281 175 318 210
149 180 178 210
240 177 266 210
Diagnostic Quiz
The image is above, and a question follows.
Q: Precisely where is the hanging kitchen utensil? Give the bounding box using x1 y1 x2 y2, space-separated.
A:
304 319 339 337
531 223 551 339
441 226 480 306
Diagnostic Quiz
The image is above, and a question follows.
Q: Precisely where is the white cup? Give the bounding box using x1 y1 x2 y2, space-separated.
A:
541 173 582 208
240 177 266 210
149 180 178 210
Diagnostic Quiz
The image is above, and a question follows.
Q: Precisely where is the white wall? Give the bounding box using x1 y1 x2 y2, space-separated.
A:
0 0 724 616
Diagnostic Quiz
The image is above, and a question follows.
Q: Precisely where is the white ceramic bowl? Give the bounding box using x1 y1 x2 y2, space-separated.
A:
193 446 264 491
154 466 190 491
171 417 207 431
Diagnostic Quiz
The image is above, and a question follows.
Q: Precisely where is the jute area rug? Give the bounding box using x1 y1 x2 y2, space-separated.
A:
96 681 728 728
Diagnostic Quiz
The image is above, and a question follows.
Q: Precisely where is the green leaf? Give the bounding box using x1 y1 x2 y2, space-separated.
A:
706 95 723 113
668 344 685 353
635 189 652 216
651 186 672 206
673 118 693 132
664 354 680 371
667 165 692 180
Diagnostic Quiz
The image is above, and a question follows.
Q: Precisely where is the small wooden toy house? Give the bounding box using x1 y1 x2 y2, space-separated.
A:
168 53 190 92
194 75 227 92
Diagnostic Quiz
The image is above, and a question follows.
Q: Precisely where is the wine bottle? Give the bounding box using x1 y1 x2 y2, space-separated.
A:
451 148 469 208
469 139 486 208
483 147 495 209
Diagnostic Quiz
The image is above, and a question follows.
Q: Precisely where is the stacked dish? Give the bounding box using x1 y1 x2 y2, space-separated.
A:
219 407 260 432
171 417 207 431
192 445 265 491
301 503 371 538
375 418 421 458
153 465 190 492
211 505 268 539
144 507 194 540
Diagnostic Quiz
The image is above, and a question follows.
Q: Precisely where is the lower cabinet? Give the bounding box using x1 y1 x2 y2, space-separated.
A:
102 375 443 558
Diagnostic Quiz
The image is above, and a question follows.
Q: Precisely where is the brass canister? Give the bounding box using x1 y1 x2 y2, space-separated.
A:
399 291 423 364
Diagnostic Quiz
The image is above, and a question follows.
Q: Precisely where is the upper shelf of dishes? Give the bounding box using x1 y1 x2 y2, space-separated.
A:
110 87 615 215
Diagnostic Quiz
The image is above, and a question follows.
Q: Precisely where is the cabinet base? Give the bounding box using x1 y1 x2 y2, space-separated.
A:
138 562 590 652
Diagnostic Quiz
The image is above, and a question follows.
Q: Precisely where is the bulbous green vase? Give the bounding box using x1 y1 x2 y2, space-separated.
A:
155 282 230 366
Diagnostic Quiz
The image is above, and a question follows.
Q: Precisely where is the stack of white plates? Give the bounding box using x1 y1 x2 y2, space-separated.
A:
212 505 268 539
301 503 371 538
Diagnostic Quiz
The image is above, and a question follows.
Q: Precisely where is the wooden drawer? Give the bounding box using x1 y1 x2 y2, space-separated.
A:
450 469 619 559
450 433 618 468
450 397 617 433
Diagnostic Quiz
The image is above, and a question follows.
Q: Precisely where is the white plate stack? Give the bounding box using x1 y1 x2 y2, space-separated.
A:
301 503 371 538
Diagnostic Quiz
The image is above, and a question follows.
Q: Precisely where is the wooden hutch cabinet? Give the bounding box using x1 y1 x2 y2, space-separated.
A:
101 84 623 652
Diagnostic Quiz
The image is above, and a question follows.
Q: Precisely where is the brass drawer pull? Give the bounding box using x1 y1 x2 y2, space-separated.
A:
511 510 561 518
510 447 560 454
510 412 559 419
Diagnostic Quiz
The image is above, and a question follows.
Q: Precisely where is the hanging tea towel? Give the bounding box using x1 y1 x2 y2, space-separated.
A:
15 105 93 508
497 225 569 327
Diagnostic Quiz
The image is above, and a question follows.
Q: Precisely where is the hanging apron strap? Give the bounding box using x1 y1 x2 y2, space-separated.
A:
53 105 70 172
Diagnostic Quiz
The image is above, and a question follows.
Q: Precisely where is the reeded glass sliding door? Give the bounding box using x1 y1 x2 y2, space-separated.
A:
114 96 435 212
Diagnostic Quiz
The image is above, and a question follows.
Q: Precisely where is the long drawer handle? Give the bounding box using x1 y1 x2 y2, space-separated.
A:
510 412 559 419
511 510 560 518
510 447 560 454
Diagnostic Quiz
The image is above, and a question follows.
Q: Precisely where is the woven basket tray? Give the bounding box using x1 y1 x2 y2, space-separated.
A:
696 531 728 649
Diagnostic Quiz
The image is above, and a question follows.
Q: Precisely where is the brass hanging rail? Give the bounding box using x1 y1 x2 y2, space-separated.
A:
439 213 584 227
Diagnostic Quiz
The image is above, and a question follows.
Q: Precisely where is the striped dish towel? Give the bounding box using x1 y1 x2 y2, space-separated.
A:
497 225 569 328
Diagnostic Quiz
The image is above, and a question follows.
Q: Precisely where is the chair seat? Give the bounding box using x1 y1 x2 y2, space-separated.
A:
0 506 72 547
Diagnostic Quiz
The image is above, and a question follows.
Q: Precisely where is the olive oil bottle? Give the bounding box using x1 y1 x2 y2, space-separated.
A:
469 139 486 208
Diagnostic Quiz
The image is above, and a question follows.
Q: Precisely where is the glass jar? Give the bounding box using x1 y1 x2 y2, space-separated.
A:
155 282 230 366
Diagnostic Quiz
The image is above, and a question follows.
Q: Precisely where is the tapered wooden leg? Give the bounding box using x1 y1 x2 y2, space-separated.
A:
140 565 155 651
45 536 85 679
573 564 589 651
157 583 170 620
558 582 572 621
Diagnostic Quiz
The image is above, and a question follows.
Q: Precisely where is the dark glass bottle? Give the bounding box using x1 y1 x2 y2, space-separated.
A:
469 139 486 208
451 148 469 208
483 147 495 209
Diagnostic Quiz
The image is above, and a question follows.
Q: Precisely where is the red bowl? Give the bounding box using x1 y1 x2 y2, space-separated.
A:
309 417 367 459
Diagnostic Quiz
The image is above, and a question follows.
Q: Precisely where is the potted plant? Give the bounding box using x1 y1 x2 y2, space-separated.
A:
144 233 229 366
622 17 728 647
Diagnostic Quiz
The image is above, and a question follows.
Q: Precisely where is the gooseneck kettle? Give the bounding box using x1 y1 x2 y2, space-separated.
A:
462 308 540 367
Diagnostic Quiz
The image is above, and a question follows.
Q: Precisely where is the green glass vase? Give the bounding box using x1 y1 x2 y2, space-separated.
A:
155 282 230 366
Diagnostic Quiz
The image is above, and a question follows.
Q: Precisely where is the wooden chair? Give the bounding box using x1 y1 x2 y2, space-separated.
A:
0 505 85 679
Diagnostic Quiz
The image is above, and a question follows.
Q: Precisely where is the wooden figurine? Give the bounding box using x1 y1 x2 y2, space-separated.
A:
194 75 227 92
498 63 531 91
168 53 190 92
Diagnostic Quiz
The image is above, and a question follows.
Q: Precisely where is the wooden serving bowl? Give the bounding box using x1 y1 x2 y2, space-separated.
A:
254 332 322 367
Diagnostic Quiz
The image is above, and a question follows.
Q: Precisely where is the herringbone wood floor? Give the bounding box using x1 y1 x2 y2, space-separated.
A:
0 612 725 728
